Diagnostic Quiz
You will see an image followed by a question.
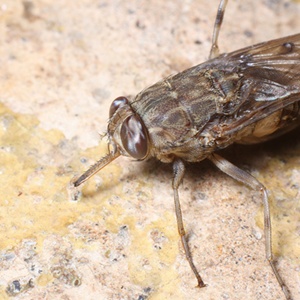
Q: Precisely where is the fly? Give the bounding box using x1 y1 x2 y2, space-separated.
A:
70 0 299 299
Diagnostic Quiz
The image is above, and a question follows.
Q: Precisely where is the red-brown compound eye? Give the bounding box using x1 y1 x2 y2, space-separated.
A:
109 96 129 118
120 115 148 160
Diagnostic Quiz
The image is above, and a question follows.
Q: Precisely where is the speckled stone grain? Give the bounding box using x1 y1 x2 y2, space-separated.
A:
0 1 300 300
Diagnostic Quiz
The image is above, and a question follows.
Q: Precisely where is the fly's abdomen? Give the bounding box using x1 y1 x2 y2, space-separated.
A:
236 102 300 144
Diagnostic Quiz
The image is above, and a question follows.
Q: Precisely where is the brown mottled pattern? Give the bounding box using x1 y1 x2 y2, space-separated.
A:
129 34 300 163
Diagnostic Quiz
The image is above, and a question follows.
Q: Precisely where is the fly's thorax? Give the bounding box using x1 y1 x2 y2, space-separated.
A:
130 68 233 163
107 96 150 160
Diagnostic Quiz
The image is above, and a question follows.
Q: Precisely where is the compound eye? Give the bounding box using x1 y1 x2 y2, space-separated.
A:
120 115 148 160
109 97 129 118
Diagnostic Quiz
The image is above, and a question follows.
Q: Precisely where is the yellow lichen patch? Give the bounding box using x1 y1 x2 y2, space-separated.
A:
0 102 184 298
36 273 54 286
127 210 182 297
0 102 119 250
254 155 300 262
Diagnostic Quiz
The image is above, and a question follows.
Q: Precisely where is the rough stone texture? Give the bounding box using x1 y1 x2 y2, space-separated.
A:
0 1 300 300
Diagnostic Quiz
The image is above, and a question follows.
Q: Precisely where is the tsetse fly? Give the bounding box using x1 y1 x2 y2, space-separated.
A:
70 0 299 299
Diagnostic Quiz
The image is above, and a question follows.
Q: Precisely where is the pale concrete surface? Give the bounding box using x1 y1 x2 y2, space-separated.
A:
0 0 300 300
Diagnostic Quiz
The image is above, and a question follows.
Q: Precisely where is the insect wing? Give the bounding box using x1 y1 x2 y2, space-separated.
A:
219 33 300 138
229 33 300 88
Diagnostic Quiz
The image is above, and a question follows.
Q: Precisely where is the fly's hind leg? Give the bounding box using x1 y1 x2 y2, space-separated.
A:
209 0 229 59
209 153 291 300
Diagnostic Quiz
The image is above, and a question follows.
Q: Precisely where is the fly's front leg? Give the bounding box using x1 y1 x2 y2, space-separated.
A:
209 153 291 300
172 159 206 288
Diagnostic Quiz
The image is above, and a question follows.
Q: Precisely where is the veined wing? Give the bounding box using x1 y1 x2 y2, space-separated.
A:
218 33 300 136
